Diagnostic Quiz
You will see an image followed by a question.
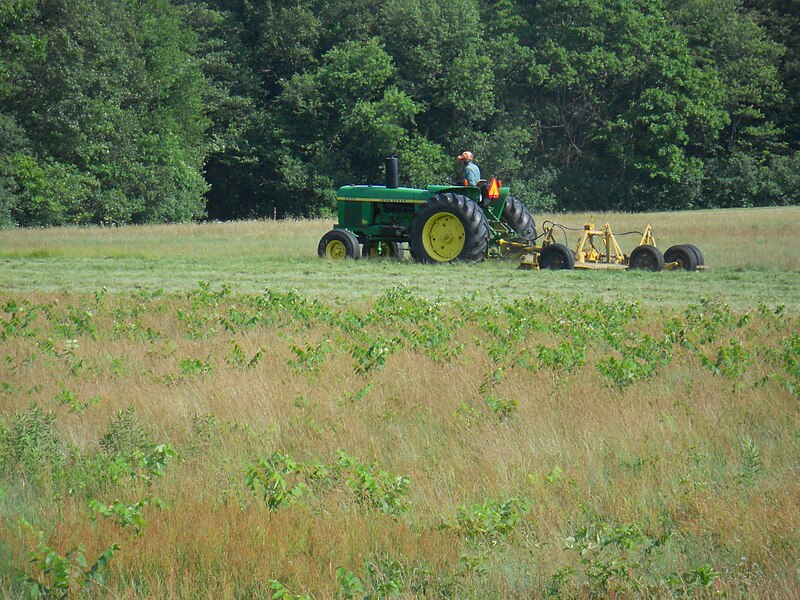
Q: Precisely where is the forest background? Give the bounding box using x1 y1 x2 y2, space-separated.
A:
1 0 798 227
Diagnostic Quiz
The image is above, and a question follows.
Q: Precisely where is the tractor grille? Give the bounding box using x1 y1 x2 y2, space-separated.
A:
343 201 364 226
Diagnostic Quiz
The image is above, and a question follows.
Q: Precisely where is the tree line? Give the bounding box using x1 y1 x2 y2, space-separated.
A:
1 0 798 227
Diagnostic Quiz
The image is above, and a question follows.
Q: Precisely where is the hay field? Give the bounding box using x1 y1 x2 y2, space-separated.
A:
0 207 798 598
0 206 797 308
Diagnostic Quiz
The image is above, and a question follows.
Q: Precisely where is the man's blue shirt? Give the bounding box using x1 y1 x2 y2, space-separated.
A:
464 162 481 186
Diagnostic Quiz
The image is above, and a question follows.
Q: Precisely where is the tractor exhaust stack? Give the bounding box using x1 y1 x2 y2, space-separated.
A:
385 156 399 188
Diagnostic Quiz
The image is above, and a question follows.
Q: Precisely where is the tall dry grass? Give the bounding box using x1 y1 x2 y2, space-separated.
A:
0 286 797 597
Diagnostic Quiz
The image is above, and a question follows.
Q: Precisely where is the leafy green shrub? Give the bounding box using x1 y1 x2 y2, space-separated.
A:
350 337 401 374
336 566 366 599
256 290 334 328
54 386 99 414
680 298 744 345
364 558 406 598
269 579 312 600
245 452 309 511
774 334 799 396
450 497 530 544
179 357 213 376
138 444 177 481
0 403 64 479
537 342 586 374
663 564 720 596
339 452 411 516
187 281 232 308
555 509 721 597
245 450 410 515
225 339 264 368
486 395 519 421
703 151 800 208
563 515 659 595
288 341 331 373
98 409 175 485
738 436 762 485
1 299 39 341
99 408 152 459
88 496 163 535
17 531 119 598
699 338 751 378
597 335 673 388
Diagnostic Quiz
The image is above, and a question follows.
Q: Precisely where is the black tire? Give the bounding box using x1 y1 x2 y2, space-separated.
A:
318 229 361 259
683 243 705 266
362 241 404 260
629 245 664 271
664 244 698 271
409 193 489 264
501 196 537 245
538 243 575 270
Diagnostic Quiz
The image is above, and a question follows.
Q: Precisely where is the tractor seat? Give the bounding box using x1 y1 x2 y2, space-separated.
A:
476 179 490 206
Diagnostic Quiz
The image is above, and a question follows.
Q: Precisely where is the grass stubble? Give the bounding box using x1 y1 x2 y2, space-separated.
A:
0 206 798 598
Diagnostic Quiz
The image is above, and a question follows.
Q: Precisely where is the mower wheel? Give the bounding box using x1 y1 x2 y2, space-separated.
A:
409 193 489 263
683 243 705 266
318 229 361 259
539 243 575 270
664 244 698 271
501 196 537 246
629 245 664 271
363 241 404 260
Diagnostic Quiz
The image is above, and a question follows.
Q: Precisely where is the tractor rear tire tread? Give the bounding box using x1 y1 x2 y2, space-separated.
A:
501 196 537 244
409 192 489 264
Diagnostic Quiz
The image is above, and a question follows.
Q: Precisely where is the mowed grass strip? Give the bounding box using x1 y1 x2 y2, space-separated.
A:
0 286 797 597
0 206 798 309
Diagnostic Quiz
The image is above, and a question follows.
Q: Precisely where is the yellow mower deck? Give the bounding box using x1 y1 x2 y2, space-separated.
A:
513 221 705 272
575 262 629 270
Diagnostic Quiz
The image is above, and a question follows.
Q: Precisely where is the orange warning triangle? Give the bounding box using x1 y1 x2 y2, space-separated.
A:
487 178 501 199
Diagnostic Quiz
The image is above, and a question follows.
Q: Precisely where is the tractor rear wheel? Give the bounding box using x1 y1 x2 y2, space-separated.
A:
629 245 664 271
318 229 361 259
539 243 575 270
409 193 489 264
362 241 404 260
664 244 698 271
501 196 537 246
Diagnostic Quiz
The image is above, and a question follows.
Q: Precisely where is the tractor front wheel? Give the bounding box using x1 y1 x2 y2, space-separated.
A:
409 193 489 264
318 229 361 259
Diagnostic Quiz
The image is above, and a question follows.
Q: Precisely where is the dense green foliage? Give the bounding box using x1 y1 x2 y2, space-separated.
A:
1 0 798 225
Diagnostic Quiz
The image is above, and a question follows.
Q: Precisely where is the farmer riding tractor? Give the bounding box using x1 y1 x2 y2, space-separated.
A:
317 156 535 263
318 157 705 272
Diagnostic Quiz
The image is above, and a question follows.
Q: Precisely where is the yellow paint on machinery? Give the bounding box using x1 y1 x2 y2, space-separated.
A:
513 220 705 272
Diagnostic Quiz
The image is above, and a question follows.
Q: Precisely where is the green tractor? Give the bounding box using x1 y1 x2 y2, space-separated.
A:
317 157 536 263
